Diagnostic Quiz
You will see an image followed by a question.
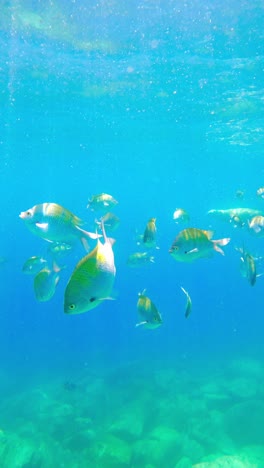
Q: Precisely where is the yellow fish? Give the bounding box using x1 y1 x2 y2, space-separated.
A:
34 263 62 302
127 252 155 267
19 202 100 250
64 222 116 315
95 212 120 232
248 215 264 236
173 208 190 223
143 218 157 248
87 193 118 212
257 187 264 198
181 286 192 318
136 290 162 329
169 228 230 262
236 247 257 286
22 256 48 275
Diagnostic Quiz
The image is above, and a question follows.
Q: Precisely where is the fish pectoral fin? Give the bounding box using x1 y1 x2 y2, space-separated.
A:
135 321 147 327
213 244 224 255
35 222 49 231
186 248 199 254
98 296 115 301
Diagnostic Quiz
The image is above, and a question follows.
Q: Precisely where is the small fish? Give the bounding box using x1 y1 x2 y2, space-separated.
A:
169 228 230 262
143 218 157 248
136 290 162 329
95 212 120 232
207 208 263 227
135 232 144 246
47 242 73 256
181 286 192 318
236 247 257 286
235 189 245 200
22 256 48 275
87 193 118 212
173 208 190 223
34 262 63 302
19 203 100 250
64 221 116 315
127 252 155 267
248 216 264 236
257 187 264 199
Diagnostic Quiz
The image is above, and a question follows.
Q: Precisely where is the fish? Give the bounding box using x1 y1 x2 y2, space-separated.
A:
127 252 155 267
181 286 192 318
47 242 73 256
173 208 190 223
235 189 245 200
34 262 63 302
169 228 230 262
248 216 264 236
143 218 157 248
236 247 257 286
19 203 100 250
207 208 263 228
87 193 118 212
22 256 48 275
136 290 162 329
64 221 116 315
95 212 120 232
257 187 264 198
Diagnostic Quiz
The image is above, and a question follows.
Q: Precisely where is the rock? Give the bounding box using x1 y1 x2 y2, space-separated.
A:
228 359 263 379
90 434 132 467
109 407 144 441
181 436 205 463
174 455 193 467
225 399 264 445
193 454 257 467
133 426 182 466
228 378 258 399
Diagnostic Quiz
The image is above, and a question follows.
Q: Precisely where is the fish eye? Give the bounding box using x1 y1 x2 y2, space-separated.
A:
26 210 32 217
90 297 96 302
69 304 75 310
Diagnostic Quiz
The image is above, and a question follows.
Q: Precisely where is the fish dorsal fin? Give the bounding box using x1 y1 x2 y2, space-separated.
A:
203 230 214 239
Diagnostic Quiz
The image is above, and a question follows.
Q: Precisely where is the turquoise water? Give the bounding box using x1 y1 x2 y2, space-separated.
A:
1 1 264 466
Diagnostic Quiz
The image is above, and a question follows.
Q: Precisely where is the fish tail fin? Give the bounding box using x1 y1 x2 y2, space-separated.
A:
150 256 155 263
52 260 66 273
217 237 231 246
213 237 230 255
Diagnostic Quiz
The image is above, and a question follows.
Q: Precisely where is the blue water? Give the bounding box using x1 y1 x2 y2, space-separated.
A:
1 1 264 466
